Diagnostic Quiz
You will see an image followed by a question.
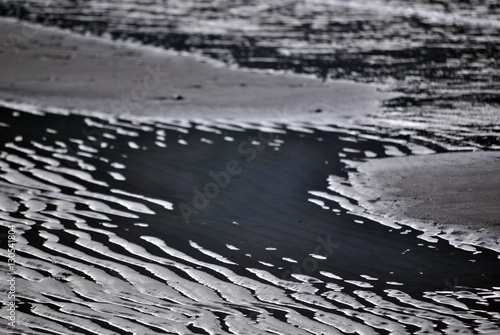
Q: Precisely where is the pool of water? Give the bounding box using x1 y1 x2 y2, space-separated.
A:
0 106 499 333
1 0 500 148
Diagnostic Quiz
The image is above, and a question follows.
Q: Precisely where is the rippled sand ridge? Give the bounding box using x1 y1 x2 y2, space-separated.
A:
0 107 499 334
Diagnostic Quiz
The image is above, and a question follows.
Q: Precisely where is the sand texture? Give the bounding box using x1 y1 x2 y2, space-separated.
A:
348 151 500 252
0 17 392 123
1 15 499 334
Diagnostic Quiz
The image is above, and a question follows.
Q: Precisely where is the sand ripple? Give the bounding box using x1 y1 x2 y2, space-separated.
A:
1 106 499 334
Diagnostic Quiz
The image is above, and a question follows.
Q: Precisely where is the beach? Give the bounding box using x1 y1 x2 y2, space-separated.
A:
0 17 391 123
347 151 500 253
1 8 500 335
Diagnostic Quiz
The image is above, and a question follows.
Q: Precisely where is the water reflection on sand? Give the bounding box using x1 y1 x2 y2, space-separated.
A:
1 106 499 334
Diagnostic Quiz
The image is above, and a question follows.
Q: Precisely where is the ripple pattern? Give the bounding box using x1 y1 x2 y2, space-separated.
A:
1 0 500 148
0 106 499 334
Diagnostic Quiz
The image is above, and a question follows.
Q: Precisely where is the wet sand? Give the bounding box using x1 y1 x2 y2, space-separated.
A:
0 17 392 124
1 108 499 334
1 16 500 334
348 152 500 253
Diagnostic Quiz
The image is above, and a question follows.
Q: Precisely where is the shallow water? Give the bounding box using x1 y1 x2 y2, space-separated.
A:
0 106 499 334
1 1 500 333
1 0 500 148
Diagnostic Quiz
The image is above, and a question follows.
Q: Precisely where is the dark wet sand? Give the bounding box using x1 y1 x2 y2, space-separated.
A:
2 107 500 289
